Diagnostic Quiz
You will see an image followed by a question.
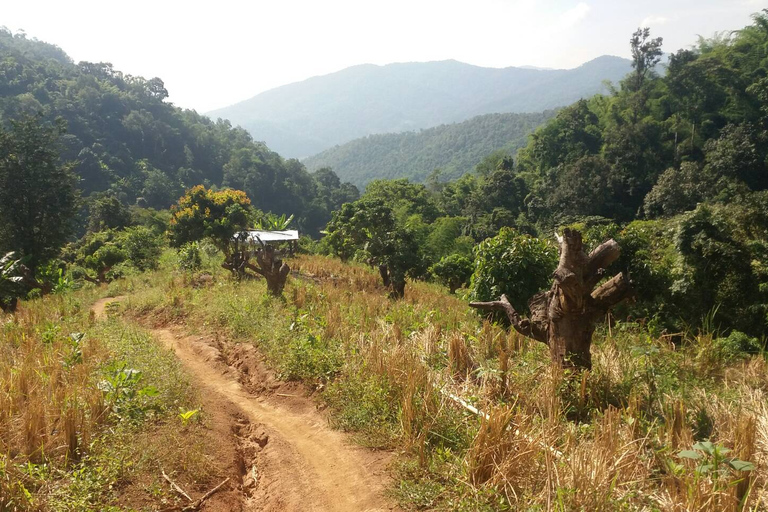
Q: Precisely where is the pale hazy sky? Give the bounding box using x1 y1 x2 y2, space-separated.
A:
3 0 766 112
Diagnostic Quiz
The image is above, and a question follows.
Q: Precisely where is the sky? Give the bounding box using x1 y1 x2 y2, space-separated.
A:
3 0 766 112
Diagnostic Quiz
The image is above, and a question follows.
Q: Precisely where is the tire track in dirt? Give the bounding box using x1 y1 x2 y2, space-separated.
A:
92 297 396 512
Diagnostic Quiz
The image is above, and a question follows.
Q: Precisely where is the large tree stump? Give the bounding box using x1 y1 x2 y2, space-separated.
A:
246 244 290 296
470 229 632 369
222 234 290 296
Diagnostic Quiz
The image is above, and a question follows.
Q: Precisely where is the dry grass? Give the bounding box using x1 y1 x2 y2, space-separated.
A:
111 253 768 510
1 285 208 510
0 293 107 508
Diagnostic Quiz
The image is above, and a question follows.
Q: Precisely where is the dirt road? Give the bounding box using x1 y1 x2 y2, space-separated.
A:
92 297 395 512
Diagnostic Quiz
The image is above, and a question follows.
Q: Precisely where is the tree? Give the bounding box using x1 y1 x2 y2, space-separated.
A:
0 115 78 273
118 226 164 271
361 179 440 222
470 229 632 369
643 162 707 217
430 254 473 294
674 205 765 335
227 234 291 296
168 185 251 255
324 197 424 298
68 230 127 284
703 124 766 190
629 27 663 92
88 194 132 232
544 155 632 221
469 228 558 314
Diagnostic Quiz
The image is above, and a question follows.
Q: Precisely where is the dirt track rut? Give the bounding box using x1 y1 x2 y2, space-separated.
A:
92 297 395 512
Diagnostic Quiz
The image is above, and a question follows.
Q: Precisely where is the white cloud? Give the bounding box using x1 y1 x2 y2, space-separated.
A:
559 2 591 29
641 15 671 27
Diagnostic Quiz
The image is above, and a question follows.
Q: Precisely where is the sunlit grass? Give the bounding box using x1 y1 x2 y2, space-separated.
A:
7 252 767 510
0 283 207 510
114 252 768 510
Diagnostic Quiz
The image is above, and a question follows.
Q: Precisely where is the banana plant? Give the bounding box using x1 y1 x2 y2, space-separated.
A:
0 252 24 312
254 212 294 231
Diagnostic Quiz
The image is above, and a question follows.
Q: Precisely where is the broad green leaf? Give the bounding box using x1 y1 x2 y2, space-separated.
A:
678 450 702 459
728 459 755 472
693 441 715 455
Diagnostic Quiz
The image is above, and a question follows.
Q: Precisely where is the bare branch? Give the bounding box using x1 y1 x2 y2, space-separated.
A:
162 468 192 502
585 239 621 288
469 294 548 345
591 272 632 311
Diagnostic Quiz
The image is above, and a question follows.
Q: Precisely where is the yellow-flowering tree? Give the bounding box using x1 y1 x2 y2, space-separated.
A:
169 186 251 256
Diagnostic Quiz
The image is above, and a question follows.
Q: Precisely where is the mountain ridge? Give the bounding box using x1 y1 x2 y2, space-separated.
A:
303 110 558 189
209 56 632 158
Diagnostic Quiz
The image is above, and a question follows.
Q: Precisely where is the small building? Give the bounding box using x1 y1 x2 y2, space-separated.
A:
239 229 300 254
241 230 299 244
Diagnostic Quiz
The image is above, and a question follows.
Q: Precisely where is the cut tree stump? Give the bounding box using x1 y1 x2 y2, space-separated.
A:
222 233 290 296
246 243 290 296
470 228 632 369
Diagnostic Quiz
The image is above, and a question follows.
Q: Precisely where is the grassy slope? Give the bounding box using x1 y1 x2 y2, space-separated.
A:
0 284 228 510
4 251 768 510
119 253 768 510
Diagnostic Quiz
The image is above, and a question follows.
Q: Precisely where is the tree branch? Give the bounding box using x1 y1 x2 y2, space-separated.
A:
585 239 620 288
591 272 632 311
244 262 266 277
469 294 548 345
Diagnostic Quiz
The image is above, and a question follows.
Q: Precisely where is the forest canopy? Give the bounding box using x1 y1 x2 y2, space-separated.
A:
0 28 358 236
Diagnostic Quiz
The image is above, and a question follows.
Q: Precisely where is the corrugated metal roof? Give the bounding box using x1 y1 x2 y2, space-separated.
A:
240 230 300 243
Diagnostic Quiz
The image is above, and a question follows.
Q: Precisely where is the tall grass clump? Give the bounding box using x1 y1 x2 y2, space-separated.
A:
1 283 201 510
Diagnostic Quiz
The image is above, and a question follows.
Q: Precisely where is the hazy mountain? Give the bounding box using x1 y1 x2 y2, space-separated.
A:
304 111 557 189
209 56 632 158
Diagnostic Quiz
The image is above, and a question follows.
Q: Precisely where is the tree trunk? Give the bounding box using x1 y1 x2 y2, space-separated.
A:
470 229 632 369
379 264 390 287
222 250 249 279
0 296 17 313
390 278 406 299
246 244 290 297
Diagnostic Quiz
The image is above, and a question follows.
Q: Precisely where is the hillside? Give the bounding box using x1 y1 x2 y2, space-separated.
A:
0 29 358 235
209 56 632 158
304 110 557 189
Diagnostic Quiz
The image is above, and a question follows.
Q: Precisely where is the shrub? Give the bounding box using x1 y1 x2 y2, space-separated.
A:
177 242 202 271
117 226 164 271
430 254 473 293
713 330 762 362
469 228 558 313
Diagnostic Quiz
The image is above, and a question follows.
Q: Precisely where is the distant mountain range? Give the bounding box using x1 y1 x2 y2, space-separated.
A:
209 56 632 158
304 111 557 189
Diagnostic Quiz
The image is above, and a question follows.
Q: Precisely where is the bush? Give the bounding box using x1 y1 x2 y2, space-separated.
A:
177 242 202 271
118 226 164 271
469 228 558 313
713 330 762 362
430 254 473 293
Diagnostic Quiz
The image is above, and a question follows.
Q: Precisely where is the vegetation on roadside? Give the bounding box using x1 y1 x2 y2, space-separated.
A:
106 252 768 510
0 285 227 511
